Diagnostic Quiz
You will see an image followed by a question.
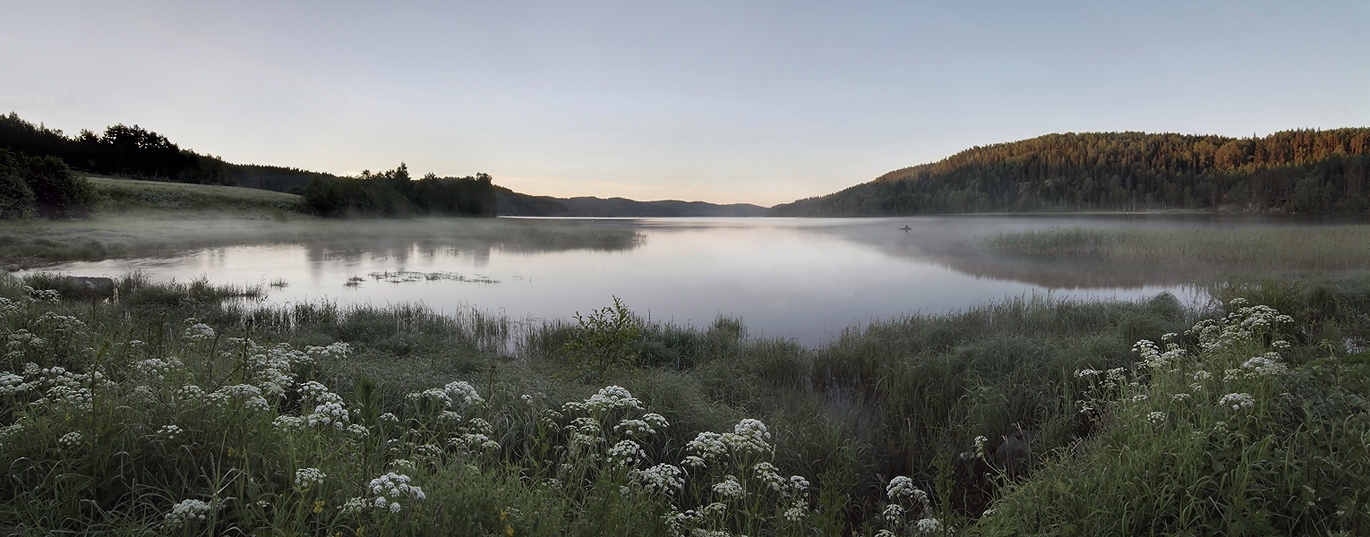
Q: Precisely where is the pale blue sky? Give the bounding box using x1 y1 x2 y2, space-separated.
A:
2 1 1366 205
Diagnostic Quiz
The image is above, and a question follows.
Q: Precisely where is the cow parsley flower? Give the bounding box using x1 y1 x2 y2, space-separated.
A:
1218 393 1255 411
59 431 82 448
1146 411 1167 425
712 475 745 499
915 517 946 534
607 440 645 468
183 323 215 342
295 468 327 489
157 424 183 440
367 472 425 513
753 462 786 491
634 463 684 494
886 476 928 507
883 503 905 524
164 499 213 528
443 380 484 407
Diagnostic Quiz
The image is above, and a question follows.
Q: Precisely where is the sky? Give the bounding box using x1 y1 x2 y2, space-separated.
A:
2 1 1367 206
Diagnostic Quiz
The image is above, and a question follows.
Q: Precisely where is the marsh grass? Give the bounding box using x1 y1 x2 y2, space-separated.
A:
987 226 1370 277
2 271 1368 535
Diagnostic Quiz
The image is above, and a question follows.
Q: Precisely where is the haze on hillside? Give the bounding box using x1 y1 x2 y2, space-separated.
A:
2 2 1367 206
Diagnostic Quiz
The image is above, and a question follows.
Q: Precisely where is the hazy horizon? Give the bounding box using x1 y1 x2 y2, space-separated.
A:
3 1 1367 206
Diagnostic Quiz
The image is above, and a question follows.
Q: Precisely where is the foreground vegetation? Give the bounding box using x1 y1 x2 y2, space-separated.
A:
2 269 1368 535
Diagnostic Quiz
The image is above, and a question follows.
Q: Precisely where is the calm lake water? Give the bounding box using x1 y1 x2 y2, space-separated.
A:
44 215 1334 346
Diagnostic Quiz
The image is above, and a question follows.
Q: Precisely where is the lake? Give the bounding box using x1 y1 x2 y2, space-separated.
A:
43 214 1344 346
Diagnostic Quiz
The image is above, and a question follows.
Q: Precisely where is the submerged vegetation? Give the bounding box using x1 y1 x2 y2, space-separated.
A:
3 270 1369 535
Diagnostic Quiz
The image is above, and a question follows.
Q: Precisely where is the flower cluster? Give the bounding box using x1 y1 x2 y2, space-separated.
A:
634 463 685 494
686 419 773 463
607 440 646 468
563 385 643 415
295 467 327 490
1190 299 1293 352
366 472 426 513
1218 392 1255 411
183 323 215 342
164 499 214 528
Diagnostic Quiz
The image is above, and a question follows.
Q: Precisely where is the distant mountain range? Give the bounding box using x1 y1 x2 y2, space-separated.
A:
496 188 768 217
771 129 1370 216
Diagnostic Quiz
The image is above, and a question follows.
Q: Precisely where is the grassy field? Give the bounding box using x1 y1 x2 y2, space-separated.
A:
0 177 641 266
2 270 1367 535
86 176 306 215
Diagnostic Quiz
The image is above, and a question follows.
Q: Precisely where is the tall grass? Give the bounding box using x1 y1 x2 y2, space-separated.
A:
2 271 1368 534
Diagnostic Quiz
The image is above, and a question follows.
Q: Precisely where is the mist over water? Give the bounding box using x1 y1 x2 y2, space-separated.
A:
45 215 1340 346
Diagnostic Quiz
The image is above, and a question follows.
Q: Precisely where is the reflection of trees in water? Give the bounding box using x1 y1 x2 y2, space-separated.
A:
302 230 641 271
804 219 1304 289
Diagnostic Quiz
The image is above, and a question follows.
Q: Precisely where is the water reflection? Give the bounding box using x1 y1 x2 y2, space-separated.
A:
43 215 1359 346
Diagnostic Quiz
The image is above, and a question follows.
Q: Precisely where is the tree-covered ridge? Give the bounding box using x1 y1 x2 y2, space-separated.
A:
770 129 1370 216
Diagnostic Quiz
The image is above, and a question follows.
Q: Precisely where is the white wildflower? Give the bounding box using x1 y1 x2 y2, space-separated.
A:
915 517 946 534
753 462 786 491
607 440 645 468
712 475 745 499
1218 393 1255 411
157 424 183 440
635 463 684 494
443 380 484 406
366 472 426 512
59 431 82 448
886 476 928 508
294 468 326 489
883 503 905 524
183 323 215 342
164 499 213 528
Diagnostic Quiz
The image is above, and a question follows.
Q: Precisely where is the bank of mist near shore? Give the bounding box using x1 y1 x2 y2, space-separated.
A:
2 268 1368 535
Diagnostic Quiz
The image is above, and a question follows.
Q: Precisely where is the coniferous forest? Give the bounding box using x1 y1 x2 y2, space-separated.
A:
770 129 1370 216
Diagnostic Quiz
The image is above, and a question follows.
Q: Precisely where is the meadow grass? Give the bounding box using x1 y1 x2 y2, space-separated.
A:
986 226 1370 277
86 176 305 215
2 272 1369 535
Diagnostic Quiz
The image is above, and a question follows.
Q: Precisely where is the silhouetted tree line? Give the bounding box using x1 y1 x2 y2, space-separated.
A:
302 164 497 218
0 112 331 192
0 148 94 219
771 129 1370 216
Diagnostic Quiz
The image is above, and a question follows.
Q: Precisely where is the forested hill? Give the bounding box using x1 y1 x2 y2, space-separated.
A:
770 129 1370 216
496 188 767 217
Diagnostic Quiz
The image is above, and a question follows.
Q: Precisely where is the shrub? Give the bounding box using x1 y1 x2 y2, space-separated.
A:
563 296 643 381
